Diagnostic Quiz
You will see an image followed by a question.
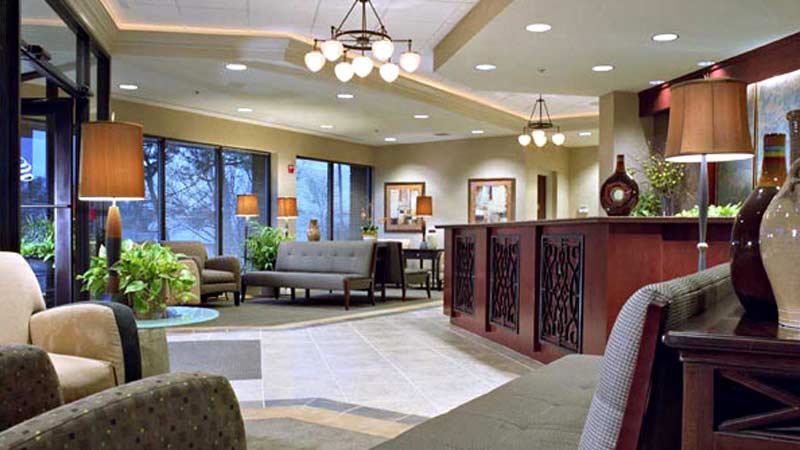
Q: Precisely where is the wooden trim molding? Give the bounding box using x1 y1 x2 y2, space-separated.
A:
639 32 800 117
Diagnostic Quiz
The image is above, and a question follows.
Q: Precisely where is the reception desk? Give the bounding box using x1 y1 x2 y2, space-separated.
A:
440 217 734 363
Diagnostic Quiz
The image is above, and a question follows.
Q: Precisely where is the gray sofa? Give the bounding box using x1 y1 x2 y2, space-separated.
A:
372 263 734 450
242 241 377 310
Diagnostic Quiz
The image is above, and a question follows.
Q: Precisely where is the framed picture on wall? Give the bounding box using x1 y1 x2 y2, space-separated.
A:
384 182 425 232
468 178 516 224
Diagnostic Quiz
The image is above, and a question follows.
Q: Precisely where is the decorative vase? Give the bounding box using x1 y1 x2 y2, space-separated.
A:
732 134 787 318
760 158 800 328
600 154 639 216
307 219 321 241
788 110 800 165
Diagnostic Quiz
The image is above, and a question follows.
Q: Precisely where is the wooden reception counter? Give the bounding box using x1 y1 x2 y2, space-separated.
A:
439 217 734 363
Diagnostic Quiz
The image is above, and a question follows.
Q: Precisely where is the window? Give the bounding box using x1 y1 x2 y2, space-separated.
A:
222 150 270 260
296 157 372 241
164 141 218 255
118 138 160 242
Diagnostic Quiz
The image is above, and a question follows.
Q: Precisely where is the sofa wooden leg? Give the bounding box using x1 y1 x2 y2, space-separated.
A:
273 287 281 299
305 289 311 300
343 281 350 310
426 275 431 299
381 283 386 301
233 291 241 306
290 288 296 300
241 281 248 303
402 284 407 301
369 284 376 306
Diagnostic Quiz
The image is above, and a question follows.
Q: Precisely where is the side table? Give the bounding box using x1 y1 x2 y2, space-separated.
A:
665 302 800 450
136 306 219 377
403 248 444 290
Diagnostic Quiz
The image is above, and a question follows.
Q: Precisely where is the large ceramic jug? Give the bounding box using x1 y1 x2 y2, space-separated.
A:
761 159 800 328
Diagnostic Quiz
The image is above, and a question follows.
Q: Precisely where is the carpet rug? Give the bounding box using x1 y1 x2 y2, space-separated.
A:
246 418 387 450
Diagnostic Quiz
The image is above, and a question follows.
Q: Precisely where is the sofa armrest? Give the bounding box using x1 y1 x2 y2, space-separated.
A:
0 372 246 450
206 255 241 290
29 302 141 384
0 345 63 432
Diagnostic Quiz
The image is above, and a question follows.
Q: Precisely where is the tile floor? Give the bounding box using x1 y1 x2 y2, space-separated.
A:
168 306 540 418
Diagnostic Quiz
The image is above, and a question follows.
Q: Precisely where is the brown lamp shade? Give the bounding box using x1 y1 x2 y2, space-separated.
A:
277 197 298 218
665 78 754 163
78 121 145 200
236 194 259 217
416 195 433 216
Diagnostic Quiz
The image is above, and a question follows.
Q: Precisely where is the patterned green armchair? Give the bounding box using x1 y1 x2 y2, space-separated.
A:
0 345 246 450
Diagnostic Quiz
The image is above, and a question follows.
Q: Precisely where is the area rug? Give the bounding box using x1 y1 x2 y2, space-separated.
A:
246 418 388 450
177 289 441 329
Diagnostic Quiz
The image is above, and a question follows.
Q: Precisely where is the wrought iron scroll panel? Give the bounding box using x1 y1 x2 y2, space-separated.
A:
454 235 475 315
539 234 585 353
489 234 520 331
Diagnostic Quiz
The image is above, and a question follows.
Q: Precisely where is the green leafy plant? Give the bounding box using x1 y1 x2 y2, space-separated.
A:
675 203 742 218
245 223 292 270
360 223 379 236
20 217 55 264
78 241 196 316
630 191 660 217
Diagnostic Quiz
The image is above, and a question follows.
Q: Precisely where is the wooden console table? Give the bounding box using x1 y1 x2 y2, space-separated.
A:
439 217 734 363
403 248 444 290
666 303 800 450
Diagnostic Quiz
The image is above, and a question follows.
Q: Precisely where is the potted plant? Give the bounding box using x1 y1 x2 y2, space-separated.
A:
245 223 293 270
20 217 55 293
633 155 686 216
79 240 197 320
361 223 379 240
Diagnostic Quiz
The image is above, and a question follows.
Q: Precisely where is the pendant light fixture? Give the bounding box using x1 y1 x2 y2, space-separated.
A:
304 0 420 84
518 94 566 148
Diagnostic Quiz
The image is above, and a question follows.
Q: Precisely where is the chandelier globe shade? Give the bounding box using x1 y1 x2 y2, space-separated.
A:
531 129 546 139
335 61 355 82
380 62 400 83
534 134 548 147
518 134 532 146
321 39 344 62
372 39 395 62
552 131 566 146
399 51 421 73
352 55 374 78
304 50 326 72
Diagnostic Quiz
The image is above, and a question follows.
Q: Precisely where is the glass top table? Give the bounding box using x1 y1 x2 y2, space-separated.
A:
135 306 219 329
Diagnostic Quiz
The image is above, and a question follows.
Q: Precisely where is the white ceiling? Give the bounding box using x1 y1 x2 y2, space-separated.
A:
437 0 800 95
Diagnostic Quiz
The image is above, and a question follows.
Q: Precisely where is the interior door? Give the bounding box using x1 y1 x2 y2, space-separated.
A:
537 175 547 220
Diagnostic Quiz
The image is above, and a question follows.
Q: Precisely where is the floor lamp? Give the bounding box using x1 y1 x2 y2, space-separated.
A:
78 121 145 301
664 78 754 271
236 194 259 270
416 195 433 249
277 197 298 237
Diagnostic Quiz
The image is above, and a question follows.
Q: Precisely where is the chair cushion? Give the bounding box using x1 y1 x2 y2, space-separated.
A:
202 269 236 284
373 354 601 450
48 353 117 403
244 271 372 290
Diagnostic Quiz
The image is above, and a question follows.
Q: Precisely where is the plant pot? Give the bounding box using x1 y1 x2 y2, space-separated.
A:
660 195 674 216
307 219 321 241
134 307 168 321
130 286 169 321
362 234 377 241
760 158 800 328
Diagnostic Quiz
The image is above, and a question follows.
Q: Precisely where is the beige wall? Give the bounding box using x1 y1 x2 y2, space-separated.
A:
568 146 600 217
374 136 593 247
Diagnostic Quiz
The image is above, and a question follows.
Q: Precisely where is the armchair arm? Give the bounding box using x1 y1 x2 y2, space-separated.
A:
29 302 141 384
0 345 63 432
0 372 246 450
205 255 241 290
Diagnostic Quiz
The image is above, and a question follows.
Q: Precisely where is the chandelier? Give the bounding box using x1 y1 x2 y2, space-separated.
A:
304 0 421 83
518 94 566 148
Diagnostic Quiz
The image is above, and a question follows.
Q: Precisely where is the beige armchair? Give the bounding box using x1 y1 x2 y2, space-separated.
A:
0 252 141 403
161 241 241 306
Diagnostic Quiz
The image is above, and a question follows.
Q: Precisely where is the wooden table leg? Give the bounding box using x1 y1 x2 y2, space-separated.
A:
682 363 715 450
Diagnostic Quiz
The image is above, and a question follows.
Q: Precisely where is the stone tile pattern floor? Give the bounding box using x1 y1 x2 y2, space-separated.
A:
168 307 541 418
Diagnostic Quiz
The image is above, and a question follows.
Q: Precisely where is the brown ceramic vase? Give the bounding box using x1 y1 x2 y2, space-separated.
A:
600 155 639 216
731 134 786 318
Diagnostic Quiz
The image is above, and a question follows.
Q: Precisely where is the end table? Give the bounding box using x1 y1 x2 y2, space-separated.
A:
136 306 219 377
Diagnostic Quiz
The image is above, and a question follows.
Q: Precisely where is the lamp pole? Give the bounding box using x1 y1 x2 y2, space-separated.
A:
697 155 709 271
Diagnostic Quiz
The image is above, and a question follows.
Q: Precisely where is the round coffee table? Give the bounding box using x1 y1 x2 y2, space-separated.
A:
136 306 219 377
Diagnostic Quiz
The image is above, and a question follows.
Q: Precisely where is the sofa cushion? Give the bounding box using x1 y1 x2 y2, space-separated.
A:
244 271 372 290
373 354 601 450
276 242 374 277
48 353 117 403
202 269 236 284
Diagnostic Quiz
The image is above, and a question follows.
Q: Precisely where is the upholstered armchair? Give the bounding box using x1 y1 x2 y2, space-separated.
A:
161 241 241 306
0 252 141 404
0 345 246 449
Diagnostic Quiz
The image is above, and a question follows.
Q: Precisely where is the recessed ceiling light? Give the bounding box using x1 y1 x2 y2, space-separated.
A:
225 63 247 71
320 124 334 129
652 33 679 42
414 114 430 119
118 84 138 91
592 65 614 72
384 137 397 142
697 60 716 67
337 93 354 99
649 80 666 86
471 130 485 135
579 131 593 137
474 64 497 72
237 107 253 113
525 23 552 33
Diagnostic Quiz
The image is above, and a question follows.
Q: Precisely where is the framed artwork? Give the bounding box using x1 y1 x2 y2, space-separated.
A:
468 178 516 224
384 182 425 232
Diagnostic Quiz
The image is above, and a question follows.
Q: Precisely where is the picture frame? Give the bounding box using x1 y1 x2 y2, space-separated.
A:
468 178 516 224
384 182 425 232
